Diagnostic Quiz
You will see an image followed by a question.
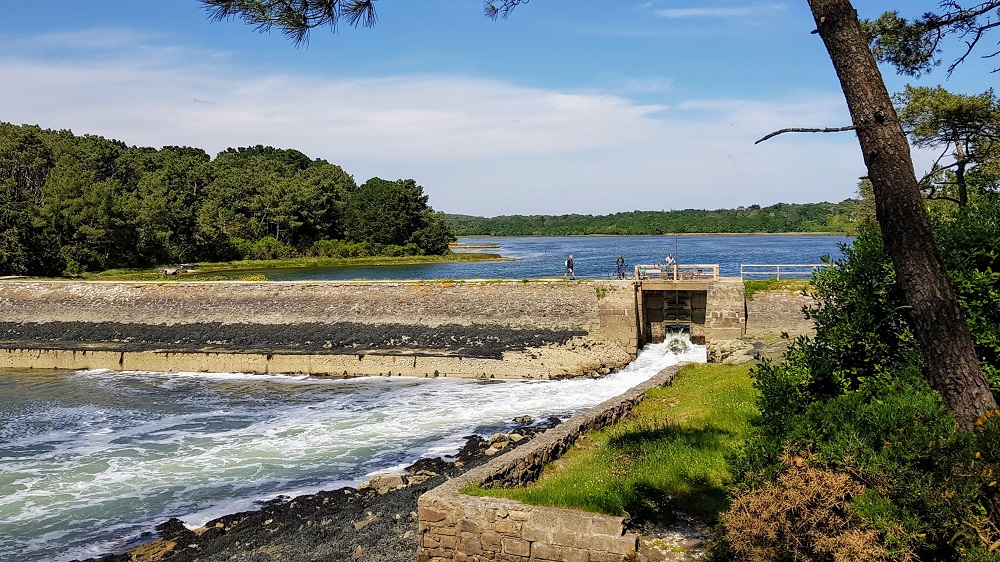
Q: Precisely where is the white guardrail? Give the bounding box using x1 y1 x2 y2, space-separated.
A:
740 264 830 280
634 264 720 281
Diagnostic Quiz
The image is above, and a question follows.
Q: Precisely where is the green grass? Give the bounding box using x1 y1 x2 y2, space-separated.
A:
743 278 812 299
464 363 758 524
79 252 504 281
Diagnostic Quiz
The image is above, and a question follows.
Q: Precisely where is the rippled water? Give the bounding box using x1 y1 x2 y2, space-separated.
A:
0 337 704 562
225 234 851 280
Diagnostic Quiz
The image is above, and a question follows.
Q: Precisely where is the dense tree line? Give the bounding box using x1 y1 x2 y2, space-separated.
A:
446 200 861 236
0 123 453 276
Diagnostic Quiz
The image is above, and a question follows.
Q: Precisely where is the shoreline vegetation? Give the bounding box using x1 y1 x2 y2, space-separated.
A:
0 122 853 282
78 252 504 282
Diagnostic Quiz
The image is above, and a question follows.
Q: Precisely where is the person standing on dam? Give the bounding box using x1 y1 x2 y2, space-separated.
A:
563 254 575 280
615 253 627 279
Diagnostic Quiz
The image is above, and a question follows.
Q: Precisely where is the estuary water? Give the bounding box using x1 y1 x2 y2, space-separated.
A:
0 234 847 560
0 338 705 562
229 234 852 280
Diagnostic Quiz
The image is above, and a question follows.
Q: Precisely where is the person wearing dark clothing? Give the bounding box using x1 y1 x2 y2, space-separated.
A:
564 254 575 280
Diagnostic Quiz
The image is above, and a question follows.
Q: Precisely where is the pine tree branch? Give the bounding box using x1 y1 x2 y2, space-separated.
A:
754 126 857 145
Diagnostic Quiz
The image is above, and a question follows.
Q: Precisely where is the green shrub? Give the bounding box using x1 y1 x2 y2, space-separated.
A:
309 239 347 258
935 200 1000 393
722 199 1000 561
244 236 295 260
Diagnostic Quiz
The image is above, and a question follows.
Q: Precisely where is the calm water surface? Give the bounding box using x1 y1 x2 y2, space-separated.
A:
233 234 852 280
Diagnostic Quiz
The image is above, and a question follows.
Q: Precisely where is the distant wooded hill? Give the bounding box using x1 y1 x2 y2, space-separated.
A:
446 200 861 236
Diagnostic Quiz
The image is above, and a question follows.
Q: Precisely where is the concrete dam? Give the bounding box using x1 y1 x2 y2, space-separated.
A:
0 278 809 378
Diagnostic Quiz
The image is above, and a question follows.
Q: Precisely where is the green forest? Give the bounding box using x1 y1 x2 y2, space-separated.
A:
0 123 454 277
445 200 861 236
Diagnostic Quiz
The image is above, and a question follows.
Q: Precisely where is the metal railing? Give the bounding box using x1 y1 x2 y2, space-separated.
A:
635 263 720 281
740 263 829 280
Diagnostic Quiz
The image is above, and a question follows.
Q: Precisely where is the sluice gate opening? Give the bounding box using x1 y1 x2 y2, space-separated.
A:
639 287 708 344
602 268 744 350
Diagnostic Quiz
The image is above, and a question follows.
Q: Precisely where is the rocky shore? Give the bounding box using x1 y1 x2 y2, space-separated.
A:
0 321 586 360
77 422 559 562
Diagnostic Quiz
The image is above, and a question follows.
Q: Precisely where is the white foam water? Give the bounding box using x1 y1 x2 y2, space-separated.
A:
0 335 704 562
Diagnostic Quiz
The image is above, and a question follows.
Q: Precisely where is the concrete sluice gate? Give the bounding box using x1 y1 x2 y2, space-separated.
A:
635 278 745 347
640 289 705 343
595 277 745 353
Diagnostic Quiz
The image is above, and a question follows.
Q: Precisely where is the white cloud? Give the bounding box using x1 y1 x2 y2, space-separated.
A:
654 3 787 20
656 7 753 18
0 35 865 216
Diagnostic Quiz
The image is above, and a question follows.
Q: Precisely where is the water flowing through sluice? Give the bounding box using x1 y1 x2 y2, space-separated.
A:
0 334 704 562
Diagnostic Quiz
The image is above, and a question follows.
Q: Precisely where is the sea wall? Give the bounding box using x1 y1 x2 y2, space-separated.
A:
0 280 638 378
416 365 680 562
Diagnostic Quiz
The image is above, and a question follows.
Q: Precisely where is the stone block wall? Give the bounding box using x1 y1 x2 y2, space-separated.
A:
595 281 638 352
701 278 745 341
417 365 681 562
743 289 815 338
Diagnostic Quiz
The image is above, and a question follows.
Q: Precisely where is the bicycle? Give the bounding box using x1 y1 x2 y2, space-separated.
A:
608 264 634 280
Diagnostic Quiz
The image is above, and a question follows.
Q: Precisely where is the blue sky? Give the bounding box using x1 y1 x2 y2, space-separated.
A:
2 1 996 216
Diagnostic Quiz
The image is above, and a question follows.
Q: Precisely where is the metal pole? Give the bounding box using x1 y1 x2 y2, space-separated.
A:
675 238 679 280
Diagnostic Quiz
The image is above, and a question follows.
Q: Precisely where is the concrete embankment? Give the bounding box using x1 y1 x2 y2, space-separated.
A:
0 280 638 379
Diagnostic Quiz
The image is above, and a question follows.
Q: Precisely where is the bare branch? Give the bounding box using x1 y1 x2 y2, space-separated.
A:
947 19 1000 75
924 1 1000 31
926 192 963 204
754 126 857 145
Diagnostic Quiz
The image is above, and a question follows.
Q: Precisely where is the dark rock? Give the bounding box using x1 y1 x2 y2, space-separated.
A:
0 321 586 360
80 430 547 562
155 517 196 543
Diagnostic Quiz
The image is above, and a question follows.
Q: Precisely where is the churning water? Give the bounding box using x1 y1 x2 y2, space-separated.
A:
0 336 704 562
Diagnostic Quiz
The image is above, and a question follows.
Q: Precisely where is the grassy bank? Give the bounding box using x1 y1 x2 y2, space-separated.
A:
743 278 812 299
465 363 758 524
81 252 504 281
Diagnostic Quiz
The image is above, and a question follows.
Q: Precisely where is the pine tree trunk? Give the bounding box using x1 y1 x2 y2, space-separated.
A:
807 0 997 428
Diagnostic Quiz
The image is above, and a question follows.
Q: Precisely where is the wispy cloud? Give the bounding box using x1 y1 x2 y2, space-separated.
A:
1 29 862 215
656 7 753 18
654 3 787 20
